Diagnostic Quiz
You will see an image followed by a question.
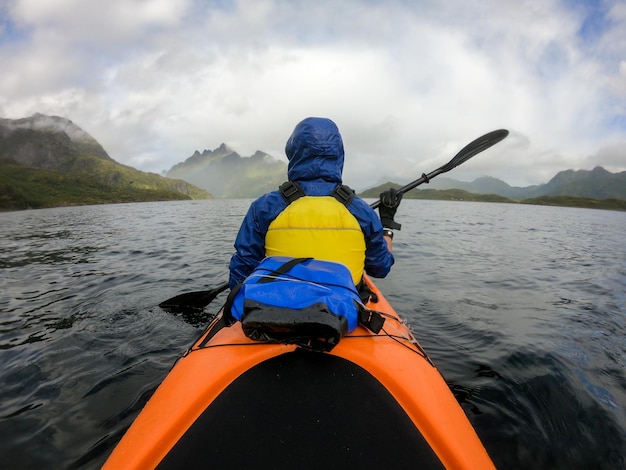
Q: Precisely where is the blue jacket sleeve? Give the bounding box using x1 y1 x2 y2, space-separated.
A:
349 197 394 278
228 202 265 288
228 193 286 288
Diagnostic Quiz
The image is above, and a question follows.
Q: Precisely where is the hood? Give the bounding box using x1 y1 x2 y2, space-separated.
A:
285 117 344 183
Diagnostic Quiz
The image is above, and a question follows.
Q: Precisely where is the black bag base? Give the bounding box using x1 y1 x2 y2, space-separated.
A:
242 300 349 352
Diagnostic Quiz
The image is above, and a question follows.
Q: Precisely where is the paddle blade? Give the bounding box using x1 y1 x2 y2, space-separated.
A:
443 129 509 172
159 282 230 312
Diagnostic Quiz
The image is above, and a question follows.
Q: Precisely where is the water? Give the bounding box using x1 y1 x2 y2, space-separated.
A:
1 200 624 469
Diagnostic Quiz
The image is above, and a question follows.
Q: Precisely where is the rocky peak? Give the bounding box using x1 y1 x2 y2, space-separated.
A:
0 113 111 166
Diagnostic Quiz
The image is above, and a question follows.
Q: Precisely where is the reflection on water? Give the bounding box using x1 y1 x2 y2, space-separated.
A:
0 200 625 469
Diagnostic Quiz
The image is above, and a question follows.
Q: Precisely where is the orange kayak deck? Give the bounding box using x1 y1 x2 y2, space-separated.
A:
104 277 495 469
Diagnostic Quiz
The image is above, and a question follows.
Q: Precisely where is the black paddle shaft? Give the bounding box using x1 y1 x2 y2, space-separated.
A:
370 129 509 209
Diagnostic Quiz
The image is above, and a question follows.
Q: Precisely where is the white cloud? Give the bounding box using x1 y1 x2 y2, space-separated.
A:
1 0 625 188
11 0 190 42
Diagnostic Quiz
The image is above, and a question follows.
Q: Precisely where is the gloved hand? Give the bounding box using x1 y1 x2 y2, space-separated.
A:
378 188 402 230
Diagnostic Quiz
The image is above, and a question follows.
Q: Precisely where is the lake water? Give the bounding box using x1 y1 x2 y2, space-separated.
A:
1 199 624 469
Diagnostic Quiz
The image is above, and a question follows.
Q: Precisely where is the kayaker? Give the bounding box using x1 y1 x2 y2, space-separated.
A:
228 116 402 290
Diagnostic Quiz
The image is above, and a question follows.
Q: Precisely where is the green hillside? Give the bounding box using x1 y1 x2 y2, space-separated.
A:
0 113 211 211
360 182 508 203
360 182 626 211
519 195 626 211
0 158 209 210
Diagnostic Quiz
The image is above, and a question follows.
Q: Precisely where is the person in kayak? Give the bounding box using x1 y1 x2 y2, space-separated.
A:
228 116 402 290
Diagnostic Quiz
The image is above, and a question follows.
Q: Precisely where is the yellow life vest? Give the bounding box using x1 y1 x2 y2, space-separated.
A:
265 194 366 284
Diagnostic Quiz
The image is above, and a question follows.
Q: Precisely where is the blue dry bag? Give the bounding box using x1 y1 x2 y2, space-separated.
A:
224 257 366 351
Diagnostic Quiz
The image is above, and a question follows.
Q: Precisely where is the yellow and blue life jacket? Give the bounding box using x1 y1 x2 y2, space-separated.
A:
265 182 366 285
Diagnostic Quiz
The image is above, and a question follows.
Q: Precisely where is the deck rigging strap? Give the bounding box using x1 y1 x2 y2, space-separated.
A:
197 314 230 348
257 257 311 283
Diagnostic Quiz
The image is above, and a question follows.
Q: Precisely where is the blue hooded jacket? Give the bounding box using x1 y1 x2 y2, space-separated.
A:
228 117 394 288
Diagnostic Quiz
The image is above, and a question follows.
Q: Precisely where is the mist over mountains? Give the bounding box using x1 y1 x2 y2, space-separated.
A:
1 113 112 166
166 145 287 198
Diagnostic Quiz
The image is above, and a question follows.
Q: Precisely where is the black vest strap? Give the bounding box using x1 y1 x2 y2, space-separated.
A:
331 184 355 206
278 181 355 207
279 181 305 204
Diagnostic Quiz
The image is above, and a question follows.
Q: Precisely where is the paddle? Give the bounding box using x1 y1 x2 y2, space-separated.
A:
160 128 509 312
159 282 229 313
370 128 509 209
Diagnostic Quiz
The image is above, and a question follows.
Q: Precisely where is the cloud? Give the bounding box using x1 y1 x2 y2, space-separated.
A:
588 142 626 171
1 0 625 188
10 0 190 44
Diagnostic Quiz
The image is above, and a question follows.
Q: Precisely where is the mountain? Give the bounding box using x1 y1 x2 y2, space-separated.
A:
165 137 625 201
0 113 113 164
407 168 626 200
166 145 287 198
359 182 511 203
539 166 626 199
423 176 540 199
358 181 626 211
0 114 211 210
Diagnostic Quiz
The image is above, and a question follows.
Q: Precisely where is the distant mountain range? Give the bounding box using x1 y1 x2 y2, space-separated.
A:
170 143 625 201
409 167 626 200
166 145 287 198
0 114 210 210
2 113 624 211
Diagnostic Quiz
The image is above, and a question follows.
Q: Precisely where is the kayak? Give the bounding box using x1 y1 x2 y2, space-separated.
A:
103 275 495 469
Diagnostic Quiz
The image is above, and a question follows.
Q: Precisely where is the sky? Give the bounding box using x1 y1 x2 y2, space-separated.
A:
1 0 625 189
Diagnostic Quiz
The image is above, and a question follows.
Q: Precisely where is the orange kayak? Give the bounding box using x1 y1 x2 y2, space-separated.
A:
104 276 495 469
